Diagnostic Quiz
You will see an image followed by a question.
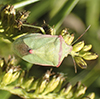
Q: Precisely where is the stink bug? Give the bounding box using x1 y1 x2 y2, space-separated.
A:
13 33 72 67
12 23 73 67
13 23 98 72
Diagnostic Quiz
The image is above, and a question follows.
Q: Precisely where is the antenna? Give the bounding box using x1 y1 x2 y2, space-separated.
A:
71 25 91 45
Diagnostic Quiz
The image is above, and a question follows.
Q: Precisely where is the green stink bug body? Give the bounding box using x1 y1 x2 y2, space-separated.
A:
13 33 72 67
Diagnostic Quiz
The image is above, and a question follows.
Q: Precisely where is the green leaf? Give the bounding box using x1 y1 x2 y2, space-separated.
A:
49 0 80 31
27 0 52 23
13 0 39 9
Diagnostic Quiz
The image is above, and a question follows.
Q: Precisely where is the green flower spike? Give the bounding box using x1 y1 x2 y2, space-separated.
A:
0 56 96 99
69 33 98 72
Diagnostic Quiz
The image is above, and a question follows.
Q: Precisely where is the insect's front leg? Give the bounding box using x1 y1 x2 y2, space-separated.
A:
22 23 46 34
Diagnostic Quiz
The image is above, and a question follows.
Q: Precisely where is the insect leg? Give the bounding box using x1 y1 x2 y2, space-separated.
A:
22 24 46 34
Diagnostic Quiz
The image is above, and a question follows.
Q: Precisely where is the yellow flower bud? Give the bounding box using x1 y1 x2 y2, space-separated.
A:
8 56 16 65
0 59 4 67
74 57 87 69
0 29 4 32
81 44 92 52
61 82 72 95
87 93 95 99
61 29 74 45
54 74 65 93
83 52 98 60
17 70 25 85
72 41 84 52
75 85 87 98
2 68 20 85
22 77 34 90
9 72 20 84
63 34 71 44
2 69 13 85
35 79 48 94
82 93 95 99
66 34 74 45
42 75 61 95
29 79 39 90
30 69 52 92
